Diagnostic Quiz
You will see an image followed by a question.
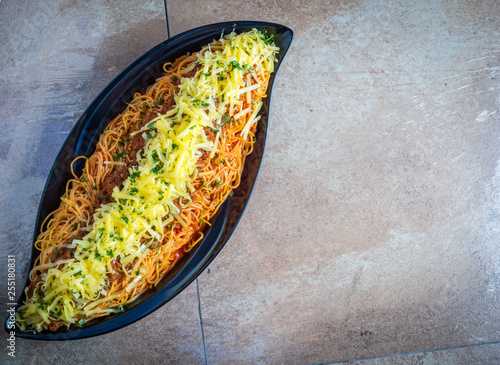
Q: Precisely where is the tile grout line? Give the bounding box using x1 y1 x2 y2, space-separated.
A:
313 340 500 364
196 278 208 365
163 0 170 39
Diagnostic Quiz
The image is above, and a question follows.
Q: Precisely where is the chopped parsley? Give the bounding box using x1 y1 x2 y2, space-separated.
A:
261 33 275 45
107 248 114 258
94 248 102 262
230 60 244 71
74 270 86 279
130 171 139 182
76 318 87 327
113 149 128 160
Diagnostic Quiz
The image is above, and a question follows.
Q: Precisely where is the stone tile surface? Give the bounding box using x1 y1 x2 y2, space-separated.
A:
330 342 500 365
1 0 203 363
168 0 500 363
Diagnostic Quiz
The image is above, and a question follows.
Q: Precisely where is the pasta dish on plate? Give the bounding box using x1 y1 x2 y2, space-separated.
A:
16 28 279 332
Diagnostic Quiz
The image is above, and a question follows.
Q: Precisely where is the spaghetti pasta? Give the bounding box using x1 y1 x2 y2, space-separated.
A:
16 29 279 332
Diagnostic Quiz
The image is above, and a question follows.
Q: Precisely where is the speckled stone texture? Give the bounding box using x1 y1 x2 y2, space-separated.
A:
331 343 500 364
1 0 499 363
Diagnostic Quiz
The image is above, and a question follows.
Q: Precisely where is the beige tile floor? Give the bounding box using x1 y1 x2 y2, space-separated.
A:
1 0 499 363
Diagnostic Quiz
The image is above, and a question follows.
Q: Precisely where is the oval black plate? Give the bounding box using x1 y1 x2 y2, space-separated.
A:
7 21 293 340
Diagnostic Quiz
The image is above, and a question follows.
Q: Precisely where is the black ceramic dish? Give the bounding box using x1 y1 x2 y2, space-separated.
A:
7 21 293 340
